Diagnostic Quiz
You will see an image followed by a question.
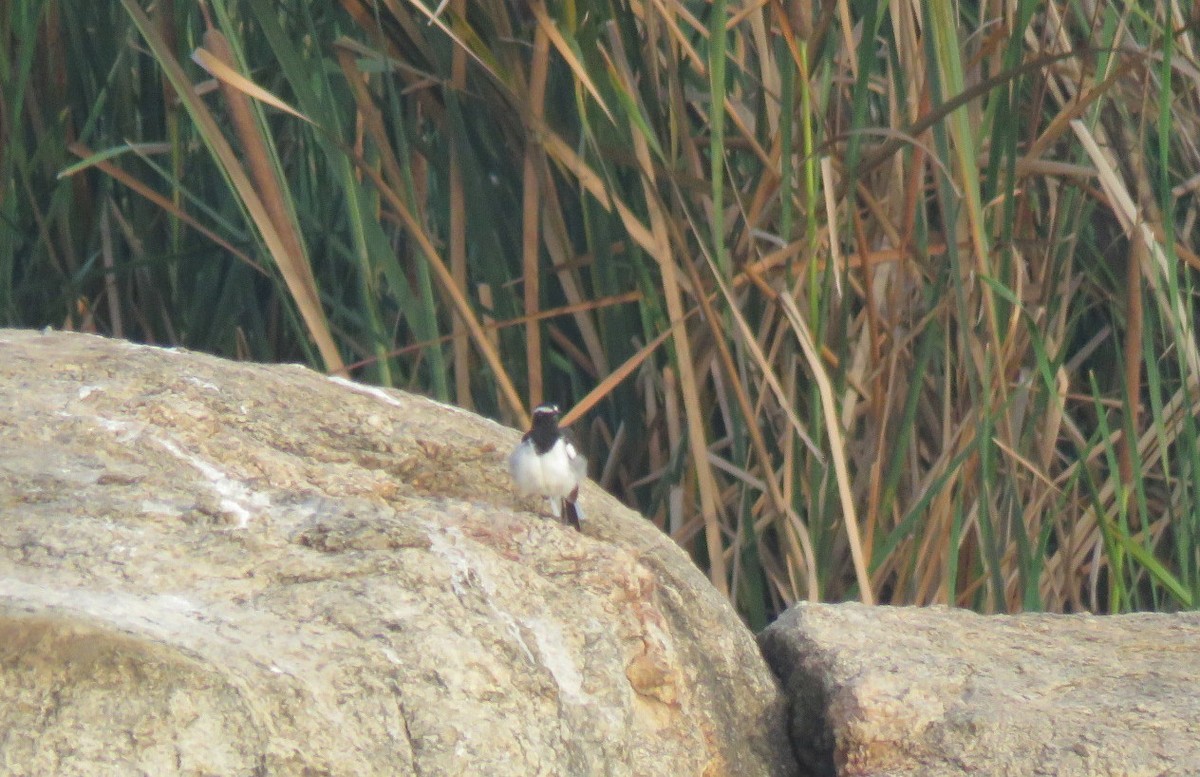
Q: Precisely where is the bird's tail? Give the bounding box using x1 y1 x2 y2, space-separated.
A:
562 486 583 531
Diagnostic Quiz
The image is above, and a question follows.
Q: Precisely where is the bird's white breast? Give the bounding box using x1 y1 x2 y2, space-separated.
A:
509 438 580 498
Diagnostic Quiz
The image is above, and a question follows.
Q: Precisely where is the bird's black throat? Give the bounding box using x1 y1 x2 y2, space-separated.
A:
527 414 561 455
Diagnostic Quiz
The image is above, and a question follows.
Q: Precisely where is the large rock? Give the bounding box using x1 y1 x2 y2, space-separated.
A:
759 601 1200 776
0 329 795 777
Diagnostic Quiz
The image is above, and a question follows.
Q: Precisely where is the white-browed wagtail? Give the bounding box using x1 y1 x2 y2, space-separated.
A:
508 403 586 530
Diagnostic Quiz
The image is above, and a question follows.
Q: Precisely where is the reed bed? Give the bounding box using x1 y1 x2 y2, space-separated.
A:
5 0 1200 625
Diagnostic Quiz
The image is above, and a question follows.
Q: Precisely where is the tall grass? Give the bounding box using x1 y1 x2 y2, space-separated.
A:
4 0 1200 625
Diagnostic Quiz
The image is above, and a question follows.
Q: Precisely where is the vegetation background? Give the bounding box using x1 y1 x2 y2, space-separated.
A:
4 0 1200 628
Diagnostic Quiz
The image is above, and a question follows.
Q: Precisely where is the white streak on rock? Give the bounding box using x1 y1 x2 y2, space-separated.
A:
327 376 406 408
90 415 146 443
428 526 536 664
185 376 221 392
526 617 590 705
155 437 270 528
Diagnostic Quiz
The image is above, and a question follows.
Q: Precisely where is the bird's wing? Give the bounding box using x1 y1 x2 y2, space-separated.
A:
562 433 588 480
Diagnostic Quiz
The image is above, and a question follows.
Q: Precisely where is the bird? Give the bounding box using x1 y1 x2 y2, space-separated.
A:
508 403 586 530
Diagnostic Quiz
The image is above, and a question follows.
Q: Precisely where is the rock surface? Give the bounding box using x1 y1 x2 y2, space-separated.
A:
0 328 796 777
759 601 1200 777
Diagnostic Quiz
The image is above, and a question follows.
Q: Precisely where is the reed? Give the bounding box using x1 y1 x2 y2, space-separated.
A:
5 0 1200 624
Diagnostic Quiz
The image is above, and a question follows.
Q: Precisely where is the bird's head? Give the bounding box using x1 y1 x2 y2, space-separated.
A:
531 403 561 430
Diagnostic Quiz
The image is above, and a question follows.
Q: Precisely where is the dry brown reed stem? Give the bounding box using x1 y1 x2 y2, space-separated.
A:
123 0 344 373
449 0 471 409
521 22 550 410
